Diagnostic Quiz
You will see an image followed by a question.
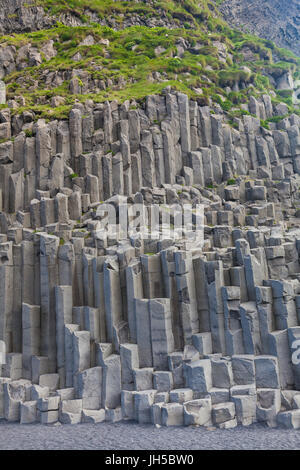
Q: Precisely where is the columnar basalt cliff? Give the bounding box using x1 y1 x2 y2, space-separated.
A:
0 0 300 430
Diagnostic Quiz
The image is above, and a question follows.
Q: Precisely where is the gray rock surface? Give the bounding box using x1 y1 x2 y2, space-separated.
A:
219 0 300 57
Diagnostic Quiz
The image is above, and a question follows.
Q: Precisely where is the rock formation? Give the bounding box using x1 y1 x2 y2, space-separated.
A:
0 0 300 430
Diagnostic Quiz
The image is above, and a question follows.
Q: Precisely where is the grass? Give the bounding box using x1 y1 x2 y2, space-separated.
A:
0 0 297 121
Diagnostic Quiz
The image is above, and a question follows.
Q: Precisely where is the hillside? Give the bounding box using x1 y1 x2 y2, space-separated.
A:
219 0 300 58
0 0 298 120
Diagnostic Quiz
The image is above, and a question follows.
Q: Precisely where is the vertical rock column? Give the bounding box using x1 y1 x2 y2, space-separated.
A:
58 243 75 287
129 108 142 192
82 248 96 307
243 116 259 170
103 101 113 146
92 257 107 343
0 161 12 214
175 251 199 345
198 106 212 148
33 235 41 307
103 257 123 348
193 256 210 333
55 286 73 388
57 120 71 163
9 169 24 214
161 120 176 184
36 120 51 191
206 260 226 354
239 301 262 355
189 100 199 151
242 249 267 302
22 241 35 306
10 246 22 355
12 131 26 206
135 298 152 368
100 353 121 410
22 303 40 380
69 108 82 174
256 285 275 355
189 151 204 186
92 151 104 202
140 130 156 188
82 111 94 154
64 324 79 387
125 260 144 343
0 242 13 352
72 238 84 306
141 254 164 299
40 235 59 372
152 126 165 187
72 330 91 377
149 298 174 371
161 247 182 350
119 119 132 196
177 93 191 167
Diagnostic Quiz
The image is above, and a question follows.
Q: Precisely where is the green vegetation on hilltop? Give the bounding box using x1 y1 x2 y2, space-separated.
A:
0 0 298 120
34 0 224 29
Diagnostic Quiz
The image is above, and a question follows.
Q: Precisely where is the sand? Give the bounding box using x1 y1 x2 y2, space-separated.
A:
0 420 299 450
